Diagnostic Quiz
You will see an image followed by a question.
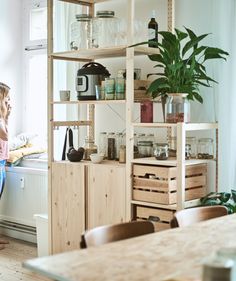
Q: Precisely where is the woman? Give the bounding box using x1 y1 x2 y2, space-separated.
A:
0 82 11 250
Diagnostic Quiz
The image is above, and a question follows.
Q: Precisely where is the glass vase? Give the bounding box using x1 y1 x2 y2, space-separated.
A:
165 93 190 123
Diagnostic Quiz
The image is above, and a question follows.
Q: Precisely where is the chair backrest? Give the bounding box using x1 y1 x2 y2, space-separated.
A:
81 221 155 248
171 205 228 228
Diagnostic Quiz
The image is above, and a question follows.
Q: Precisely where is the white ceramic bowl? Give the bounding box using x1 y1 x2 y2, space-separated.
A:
90 153 104 164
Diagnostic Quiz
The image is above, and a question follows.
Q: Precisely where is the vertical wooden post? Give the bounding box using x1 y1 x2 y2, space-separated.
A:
47 0 54 255
126 0 135 221
176 122 186 210
168 0 175 32
215 128 218 192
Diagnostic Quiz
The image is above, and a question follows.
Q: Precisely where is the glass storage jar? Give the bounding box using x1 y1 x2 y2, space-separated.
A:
186 136 197 158
107 132 116 160
84 136 98 160
70 14 92 50
153 143 169 160
99 132 107 158
137 141 153 158
197 138 214 159
165 93 190 123
91 10 119 48
115 133 123 160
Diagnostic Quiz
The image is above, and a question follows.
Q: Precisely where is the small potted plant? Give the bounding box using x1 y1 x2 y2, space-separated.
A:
132 27 229 122
200 190 236 214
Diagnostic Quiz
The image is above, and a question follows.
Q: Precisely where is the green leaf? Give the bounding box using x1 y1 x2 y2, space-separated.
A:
148 78 170 94
175 28 188 41
219 192 231 203
182 33 209 57
231 189 236 203
192 92 203 103
148 54 165 64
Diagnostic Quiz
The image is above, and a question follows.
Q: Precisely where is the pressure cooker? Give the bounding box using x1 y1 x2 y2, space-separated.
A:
76 62 110 100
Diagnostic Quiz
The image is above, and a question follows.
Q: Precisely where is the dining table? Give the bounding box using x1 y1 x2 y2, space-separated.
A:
23 213 236 281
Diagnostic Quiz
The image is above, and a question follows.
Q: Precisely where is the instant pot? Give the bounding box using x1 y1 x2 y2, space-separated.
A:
76 62 110 100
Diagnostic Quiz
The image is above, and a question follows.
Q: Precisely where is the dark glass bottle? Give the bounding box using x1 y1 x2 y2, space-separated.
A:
148 10 158 48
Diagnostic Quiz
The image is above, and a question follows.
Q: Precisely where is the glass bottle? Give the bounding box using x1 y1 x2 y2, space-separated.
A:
153 143 168 160
83 136 98 160
99 132 107 158
115 133 123 160
148 10 158 48
119 145 126 163
107 132 116 160
186 136 197 158
70 14 92 50
197 138 214 159
92 10 119 48
165 93 190 123
140 101 153 123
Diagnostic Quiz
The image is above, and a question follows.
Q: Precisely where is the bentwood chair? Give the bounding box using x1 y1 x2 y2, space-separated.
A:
170 205 228 228
80 220 155 248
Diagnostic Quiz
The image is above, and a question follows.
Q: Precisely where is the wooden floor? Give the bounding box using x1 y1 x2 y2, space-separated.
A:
0 236 50 281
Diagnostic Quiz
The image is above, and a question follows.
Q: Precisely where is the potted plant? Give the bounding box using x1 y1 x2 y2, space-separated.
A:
200 190 236 214
132 27 229 122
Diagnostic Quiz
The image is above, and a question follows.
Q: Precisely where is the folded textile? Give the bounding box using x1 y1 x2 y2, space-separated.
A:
7 145 46 164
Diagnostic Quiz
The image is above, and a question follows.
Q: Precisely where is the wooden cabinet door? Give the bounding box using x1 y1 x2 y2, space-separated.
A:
51 162 85 254
87 164 126 229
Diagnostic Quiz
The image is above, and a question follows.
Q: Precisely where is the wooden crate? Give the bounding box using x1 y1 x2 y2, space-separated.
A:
134 205 174 232
132 164 207 205
134 80 152 102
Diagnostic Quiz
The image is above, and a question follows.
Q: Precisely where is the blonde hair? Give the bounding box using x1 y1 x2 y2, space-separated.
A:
0 82 10 120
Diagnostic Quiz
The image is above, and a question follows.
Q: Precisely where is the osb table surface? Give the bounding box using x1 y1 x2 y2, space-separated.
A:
23 214 236 281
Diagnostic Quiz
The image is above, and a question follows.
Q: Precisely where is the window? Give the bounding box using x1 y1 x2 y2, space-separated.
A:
22 0 47 139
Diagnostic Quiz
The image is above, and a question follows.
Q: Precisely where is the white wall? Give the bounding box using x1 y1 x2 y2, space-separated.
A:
0 0 23 137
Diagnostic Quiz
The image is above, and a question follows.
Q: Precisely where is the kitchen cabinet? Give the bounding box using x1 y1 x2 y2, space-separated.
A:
87 163 126 229
51 162 86 254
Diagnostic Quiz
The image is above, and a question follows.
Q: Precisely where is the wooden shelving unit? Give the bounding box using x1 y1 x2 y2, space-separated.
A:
47 0 218 253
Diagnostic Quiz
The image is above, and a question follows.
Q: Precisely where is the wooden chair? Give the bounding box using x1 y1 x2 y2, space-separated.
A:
81 221 155 248
170 205 228 228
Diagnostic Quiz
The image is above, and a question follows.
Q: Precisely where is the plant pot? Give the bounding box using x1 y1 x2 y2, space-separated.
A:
165 93 190 123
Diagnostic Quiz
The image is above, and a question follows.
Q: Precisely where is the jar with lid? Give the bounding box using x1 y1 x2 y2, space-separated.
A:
115 133 123 160
197 138 214 159
153 143 168 160
99 132 107 159
70 14 92 50
107 132 116 160
186 136 197 158
84 136 98 160
137 141 153 158
119 145 126 163
185 144 191 160
91 11 119 48
165 93 190 123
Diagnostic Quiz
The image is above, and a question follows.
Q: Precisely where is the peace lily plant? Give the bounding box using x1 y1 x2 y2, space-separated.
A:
136 27 229 103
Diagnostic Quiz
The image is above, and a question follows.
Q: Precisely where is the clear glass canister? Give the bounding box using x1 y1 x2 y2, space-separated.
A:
99 132 107 158
186 136 197 158
115 133 123 160
84 136 98 160
92 10 119 48
165 93 190 123
137 141 153 158
197 138 214 159
154 143 168 160
70 14 91 50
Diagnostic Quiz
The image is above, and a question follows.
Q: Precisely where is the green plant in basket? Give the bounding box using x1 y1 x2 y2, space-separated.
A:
200 190 236 214
131 27 229 103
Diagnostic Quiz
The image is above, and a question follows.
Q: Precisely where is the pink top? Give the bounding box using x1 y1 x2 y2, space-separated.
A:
0 139 8 160
0 119 8 160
